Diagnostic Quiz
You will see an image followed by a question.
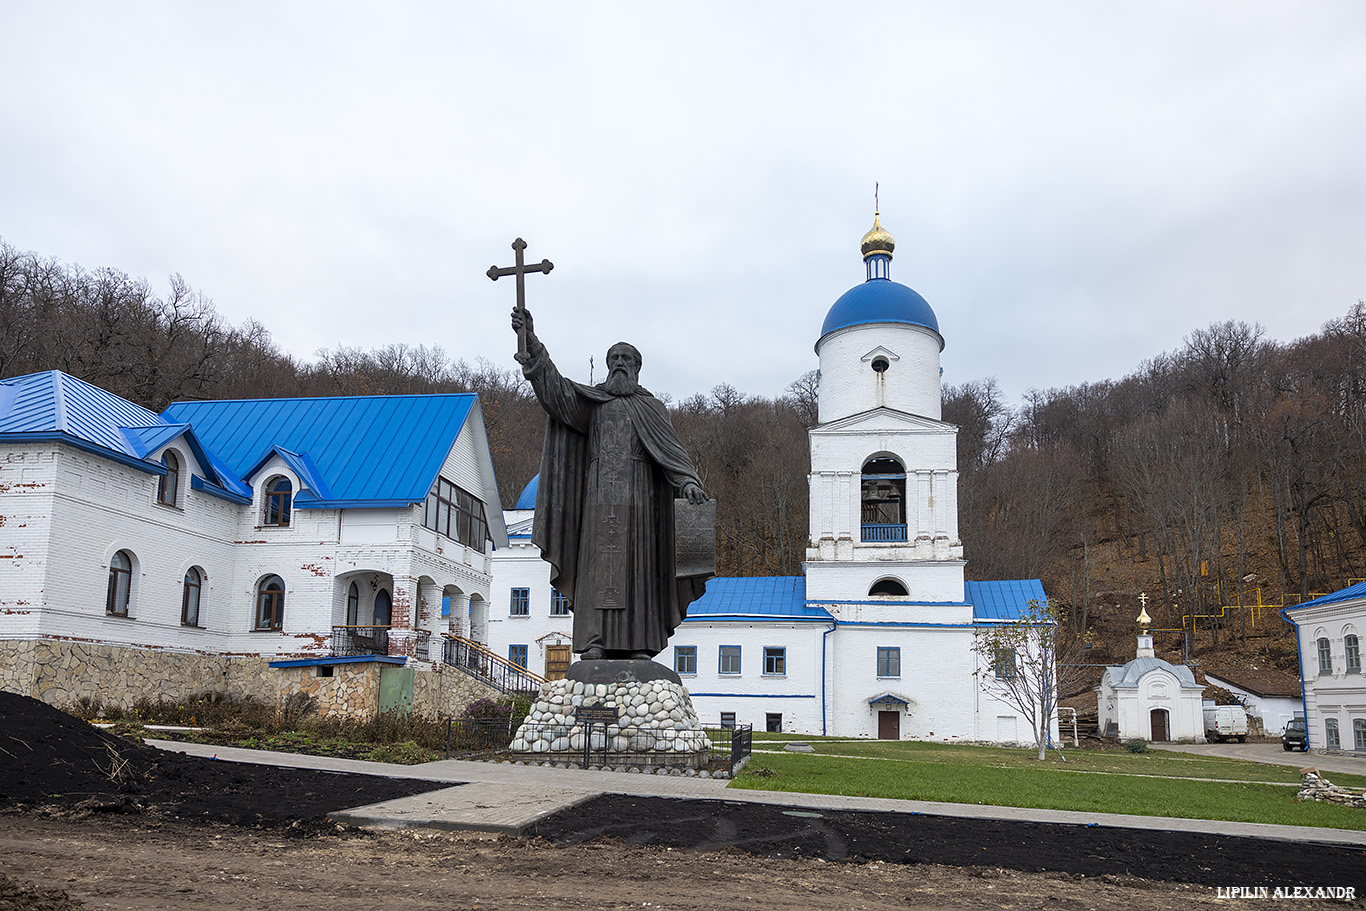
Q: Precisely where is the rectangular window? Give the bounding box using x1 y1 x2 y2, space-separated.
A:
720 712 736 729
508 644 528 669
994 648 1018 679
551 589 571 615
766 713 783 733
674 645 697 675
719 645 741 675
510 587 530 616
1346 635 1361 674
1356 719 1366 752
422 477 490 552
763 646 786 676
877 646 901 677
1325 718 1341 750
1318 638 1333 675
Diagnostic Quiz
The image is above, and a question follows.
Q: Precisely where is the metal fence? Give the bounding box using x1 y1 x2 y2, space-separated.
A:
443 718 752 775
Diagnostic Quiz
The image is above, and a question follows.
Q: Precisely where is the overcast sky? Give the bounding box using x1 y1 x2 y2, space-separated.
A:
4 2 1364 405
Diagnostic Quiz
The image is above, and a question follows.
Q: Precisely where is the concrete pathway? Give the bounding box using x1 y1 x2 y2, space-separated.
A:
148 739 1366 847
1156 742 1366 778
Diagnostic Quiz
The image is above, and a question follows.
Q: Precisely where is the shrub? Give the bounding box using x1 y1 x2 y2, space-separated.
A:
459 697 517 721
1124 738 1149 754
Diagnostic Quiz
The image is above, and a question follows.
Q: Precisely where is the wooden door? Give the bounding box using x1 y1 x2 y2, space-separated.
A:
545 645 571 680
1150 708 1169 742
878 710 900 740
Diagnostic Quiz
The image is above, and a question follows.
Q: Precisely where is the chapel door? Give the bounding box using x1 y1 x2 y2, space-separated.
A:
545 645 571 680
878 711 900 740
1150 708 1169 742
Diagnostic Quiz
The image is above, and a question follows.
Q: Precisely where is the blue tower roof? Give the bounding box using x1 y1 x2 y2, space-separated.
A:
819 279 941 348
514 473 539 510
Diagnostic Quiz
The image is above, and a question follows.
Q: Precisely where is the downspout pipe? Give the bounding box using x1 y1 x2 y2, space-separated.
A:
821 620 837 736
1283 606 1311 750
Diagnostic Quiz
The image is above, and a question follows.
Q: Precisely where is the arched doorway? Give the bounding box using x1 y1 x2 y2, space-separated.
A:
1150 708 1170 742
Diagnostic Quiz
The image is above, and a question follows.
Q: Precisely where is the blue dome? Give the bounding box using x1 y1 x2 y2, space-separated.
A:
818 278 941 349
514 473 539 510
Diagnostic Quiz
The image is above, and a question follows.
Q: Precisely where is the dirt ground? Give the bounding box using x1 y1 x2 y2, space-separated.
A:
3 693 1363 910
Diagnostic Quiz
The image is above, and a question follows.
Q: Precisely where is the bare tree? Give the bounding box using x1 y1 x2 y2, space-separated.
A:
973 599 1084 760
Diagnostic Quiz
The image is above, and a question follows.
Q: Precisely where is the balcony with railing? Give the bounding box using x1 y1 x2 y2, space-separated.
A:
331 625 391 657
861 523 908 543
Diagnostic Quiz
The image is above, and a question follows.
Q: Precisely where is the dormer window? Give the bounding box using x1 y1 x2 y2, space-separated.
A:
264 477 292 527
422 476 490 552
157 451 180 507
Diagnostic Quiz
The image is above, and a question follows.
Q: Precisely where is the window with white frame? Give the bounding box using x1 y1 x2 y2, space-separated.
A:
551 589 571 615
763 647 786 676
719 645 741 675
508 644 528 668
1346 635 1361 674
877 646 900 677
510 587 530 616
1325 717 1341 750
674 645 697 675
1318 637 1333 675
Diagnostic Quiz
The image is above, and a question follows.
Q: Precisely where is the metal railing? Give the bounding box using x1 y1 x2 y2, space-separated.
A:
442 634 546 696
413 629 431 661
861 523 908 543
443 718 752 775
331 625 390 657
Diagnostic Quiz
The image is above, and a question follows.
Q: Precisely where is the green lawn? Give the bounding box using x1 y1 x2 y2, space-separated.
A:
730 741 1366 831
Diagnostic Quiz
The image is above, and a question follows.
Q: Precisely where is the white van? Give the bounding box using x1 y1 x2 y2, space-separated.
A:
1203 703 1249 743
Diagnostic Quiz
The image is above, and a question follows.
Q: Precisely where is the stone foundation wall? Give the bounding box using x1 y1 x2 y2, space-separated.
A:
0 638 502 720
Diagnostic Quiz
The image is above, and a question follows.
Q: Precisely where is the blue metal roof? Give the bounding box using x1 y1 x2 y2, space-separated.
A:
0 372 231 492
514 473 539 509
684 576 833 621
1291 580 1366 611
966 579 1047 622
1103 656 1199 689
162 394 476 507
818 279 942 350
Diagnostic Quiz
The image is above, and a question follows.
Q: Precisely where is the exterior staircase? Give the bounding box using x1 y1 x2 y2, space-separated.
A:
442 633 547 697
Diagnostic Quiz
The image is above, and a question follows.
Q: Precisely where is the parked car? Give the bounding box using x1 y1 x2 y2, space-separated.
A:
1282 717 1308 752
1203 703 1248 743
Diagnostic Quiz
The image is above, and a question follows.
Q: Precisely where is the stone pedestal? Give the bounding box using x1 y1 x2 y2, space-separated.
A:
510 659 710 766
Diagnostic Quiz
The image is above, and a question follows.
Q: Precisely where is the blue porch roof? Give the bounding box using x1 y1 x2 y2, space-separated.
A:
1290 580 1366 612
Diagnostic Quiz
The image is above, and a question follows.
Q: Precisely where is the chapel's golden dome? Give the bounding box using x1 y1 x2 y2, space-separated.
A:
860 213 895 257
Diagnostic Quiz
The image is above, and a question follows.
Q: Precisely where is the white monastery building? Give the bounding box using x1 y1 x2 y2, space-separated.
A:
0 371 507 713
1284 583 1366 753
1095 619 1206 743
487 214 1052 743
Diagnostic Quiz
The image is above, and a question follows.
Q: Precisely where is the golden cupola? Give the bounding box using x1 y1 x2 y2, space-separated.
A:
860 212 895 258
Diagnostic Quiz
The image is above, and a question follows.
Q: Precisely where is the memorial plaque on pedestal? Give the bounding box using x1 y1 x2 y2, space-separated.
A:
675 497 716 579
576 705 620 726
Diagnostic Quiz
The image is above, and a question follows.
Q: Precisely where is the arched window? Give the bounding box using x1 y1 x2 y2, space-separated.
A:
861 456 907 542
869 578 908 596
264 477 292 527
1317 637 1333 675
346 582 360 626
106 550 133 616
256 576 285 630
1346 634 1361 674
158 451 180 507
1325 717 1341 750
182 567 202 626
374 588 392 626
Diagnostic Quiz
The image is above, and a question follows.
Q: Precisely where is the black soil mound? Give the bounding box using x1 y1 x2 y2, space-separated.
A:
0 692 453 829
531 794 1366 889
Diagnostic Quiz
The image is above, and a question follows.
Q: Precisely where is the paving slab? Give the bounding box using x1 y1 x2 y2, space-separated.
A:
147 739 1366 845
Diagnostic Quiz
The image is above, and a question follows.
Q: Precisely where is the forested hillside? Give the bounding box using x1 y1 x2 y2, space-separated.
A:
4 239 1362 669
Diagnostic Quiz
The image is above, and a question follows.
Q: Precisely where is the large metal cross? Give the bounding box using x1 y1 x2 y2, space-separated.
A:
487 238 554 360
